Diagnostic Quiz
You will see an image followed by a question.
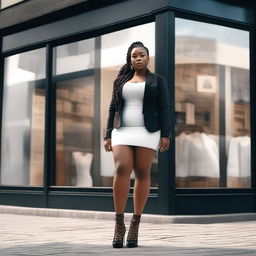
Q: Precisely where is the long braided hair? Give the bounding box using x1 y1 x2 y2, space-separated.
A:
112 41 149 111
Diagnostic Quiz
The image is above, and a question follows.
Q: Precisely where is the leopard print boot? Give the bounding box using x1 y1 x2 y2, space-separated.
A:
126 214 141 248
112 213 126 248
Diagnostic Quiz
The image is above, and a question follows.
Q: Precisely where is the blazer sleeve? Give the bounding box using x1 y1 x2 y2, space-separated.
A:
104 92 116 140
157 75 172 139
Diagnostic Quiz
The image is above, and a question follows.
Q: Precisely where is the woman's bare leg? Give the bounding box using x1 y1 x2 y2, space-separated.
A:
133 146 156 215
112 145 134 214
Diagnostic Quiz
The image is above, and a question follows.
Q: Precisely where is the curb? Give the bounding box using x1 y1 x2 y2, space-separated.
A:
0 205 256 224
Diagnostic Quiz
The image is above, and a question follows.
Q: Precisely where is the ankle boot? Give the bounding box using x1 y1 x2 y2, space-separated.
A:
126 214 141 248
112 213 126 248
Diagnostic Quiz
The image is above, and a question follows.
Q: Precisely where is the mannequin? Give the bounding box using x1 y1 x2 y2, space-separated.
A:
72 151 93 187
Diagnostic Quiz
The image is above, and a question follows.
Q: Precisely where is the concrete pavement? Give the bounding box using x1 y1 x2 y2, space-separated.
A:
0 206 256 255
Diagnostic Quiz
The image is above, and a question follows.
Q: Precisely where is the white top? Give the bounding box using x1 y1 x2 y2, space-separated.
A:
121 81 145 127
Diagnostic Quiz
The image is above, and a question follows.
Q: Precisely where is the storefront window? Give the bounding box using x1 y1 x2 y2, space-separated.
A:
175 18 250 188
1 48 46 186
1 0 24 9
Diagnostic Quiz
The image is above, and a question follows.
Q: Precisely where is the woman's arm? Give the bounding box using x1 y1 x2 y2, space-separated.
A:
104 93 116 140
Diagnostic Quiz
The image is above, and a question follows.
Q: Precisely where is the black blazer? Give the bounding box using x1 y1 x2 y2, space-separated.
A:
104 69 172 139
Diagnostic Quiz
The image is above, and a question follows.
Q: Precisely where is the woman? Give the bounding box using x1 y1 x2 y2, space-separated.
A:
104 41 171 248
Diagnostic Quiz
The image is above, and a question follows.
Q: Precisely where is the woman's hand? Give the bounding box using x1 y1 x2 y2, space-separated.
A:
158 137 170 152
104 138 112 152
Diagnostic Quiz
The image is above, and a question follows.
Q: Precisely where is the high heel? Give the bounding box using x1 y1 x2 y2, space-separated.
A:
126 214 141 248
112 213 126 248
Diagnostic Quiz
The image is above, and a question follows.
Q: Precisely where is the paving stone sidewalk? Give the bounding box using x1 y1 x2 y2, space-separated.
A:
0 212 256 256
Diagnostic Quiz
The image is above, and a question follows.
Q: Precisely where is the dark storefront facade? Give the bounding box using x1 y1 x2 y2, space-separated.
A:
0 0 255 215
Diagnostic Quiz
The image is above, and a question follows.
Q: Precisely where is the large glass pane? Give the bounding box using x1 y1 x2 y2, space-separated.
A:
175 18 250 188
101 22 156 187
1 48 46 186
54 38 95 187
55 40 95 75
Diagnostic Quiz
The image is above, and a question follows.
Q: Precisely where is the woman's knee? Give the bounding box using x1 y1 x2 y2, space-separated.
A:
115 162 133 176
134 167 150 180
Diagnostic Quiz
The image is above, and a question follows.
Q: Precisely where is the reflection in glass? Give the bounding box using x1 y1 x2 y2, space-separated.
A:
1 48 46 186
100 22 156 187
227 67 250 187
175 18 250 188
55 76 94 186
54 38 95 186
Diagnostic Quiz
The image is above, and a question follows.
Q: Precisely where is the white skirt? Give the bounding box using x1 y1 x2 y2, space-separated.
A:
111 127 161 151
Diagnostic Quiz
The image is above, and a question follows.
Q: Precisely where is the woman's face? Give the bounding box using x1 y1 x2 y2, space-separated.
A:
130 47 149 71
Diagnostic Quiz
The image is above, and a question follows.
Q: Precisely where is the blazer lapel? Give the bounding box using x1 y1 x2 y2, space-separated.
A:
145 68 154 87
